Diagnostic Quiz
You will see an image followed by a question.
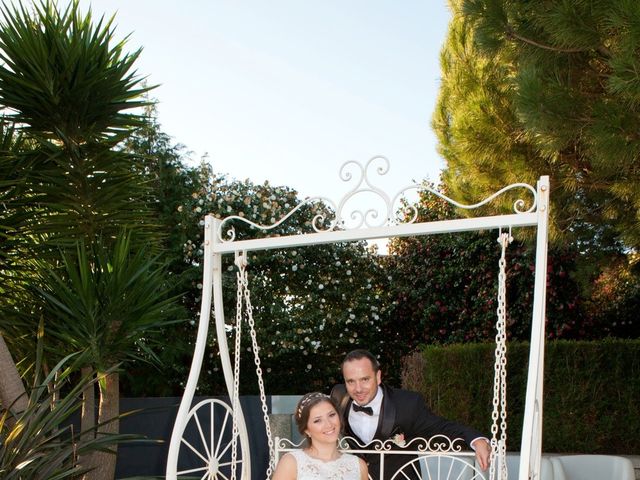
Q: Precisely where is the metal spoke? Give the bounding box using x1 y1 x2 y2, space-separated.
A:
453 462 467 480
193 412 212 460
215 435 235 460
217 458 243 468
397 468 412 480
410 461 421 478
422 459 432 480
180 437 210 464
176 465 208 475
214 408 231 459
216 471 231 480
210 400 215 463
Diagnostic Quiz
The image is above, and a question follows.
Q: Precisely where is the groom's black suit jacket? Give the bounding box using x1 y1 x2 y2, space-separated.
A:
331 383 484 480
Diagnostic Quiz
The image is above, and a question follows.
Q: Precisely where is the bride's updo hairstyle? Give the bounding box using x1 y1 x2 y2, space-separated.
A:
294 392 340 445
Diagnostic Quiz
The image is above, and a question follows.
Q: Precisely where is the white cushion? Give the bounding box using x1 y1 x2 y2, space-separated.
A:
550 454 634 480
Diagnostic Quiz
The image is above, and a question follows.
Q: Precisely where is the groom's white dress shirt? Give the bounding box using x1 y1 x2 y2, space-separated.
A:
347 387 383 444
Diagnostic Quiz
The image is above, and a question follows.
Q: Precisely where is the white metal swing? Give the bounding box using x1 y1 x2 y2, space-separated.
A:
166 157 550 480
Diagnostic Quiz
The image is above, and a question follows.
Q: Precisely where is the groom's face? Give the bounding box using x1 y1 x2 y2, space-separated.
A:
342 357 382 406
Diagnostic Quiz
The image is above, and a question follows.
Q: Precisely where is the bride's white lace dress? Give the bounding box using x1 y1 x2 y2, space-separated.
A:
288 449 362 480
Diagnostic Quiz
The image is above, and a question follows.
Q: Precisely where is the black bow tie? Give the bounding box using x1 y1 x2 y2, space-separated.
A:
352 403 374 415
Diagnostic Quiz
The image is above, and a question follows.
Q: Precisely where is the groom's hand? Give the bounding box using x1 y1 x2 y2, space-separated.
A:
471 438 491 471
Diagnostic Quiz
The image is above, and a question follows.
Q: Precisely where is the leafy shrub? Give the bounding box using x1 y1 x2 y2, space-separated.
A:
404 340 640 454
387 185 587 354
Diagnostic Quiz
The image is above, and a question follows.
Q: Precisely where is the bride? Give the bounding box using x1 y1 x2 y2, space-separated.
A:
273 392 368 480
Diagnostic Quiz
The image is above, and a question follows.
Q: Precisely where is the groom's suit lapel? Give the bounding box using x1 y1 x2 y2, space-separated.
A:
375 384 396 441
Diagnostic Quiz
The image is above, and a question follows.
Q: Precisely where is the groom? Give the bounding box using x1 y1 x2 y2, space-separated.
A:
330 349 491 480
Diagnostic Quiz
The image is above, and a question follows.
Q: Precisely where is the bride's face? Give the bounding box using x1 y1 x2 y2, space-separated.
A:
304 400 341 445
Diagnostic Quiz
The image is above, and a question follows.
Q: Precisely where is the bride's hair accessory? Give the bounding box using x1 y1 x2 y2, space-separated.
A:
296 392 330 420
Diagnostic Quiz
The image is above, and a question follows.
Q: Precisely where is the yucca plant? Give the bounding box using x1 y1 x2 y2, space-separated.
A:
30 230 182 479
0 0 158 249
0 324 137 480
0 0 151 144
0 2 168 476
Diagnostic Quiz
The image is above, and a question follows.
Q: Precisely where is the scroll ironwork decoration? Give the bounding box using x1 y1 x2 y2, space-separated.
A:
216 156 538 243
339 434 465 454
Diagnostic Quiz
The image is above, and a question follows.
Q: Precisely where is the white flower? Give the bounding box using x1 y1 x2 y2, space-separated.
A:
392 433 406 447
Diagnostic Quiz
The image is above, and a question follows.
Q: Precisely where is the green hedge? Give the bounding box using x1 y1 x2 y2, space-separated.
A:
403 339 640 454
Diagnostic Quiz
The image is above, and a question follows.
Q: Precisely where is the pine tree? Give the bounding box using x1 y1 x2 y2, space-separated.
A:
434 0 640 263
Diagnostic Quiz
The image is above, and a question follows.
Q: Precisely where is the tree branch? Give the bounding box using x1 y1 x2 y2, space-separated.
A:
505 27 595 54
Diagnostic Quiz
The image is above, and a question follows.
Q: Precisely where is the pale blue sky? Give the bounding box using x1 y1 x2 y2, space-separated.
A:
76 1 451 203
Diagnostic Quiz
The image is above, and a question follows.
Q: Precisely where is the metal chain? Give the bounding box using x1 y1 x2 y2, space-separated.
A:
240 263 276 477
230 252 245 480
231 251 276 479
490 231 512 480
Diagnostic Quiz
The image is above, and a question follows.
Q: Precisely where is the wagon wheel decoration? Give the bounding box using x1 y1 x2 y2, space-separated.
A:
176 398 245 479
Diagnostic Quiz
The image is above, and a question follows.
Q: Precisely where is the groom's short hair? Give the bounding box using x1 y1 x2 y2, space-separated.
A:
342 349 380 373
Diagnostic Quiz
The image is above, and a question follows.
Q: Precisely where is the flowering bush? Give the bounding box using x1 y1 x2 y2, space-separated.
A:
123 158 393 395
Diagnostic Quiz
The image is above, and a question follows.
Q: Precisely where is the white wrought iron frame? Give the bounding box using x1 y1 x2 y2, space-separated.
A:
275 435 489 480
166 157 550 480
